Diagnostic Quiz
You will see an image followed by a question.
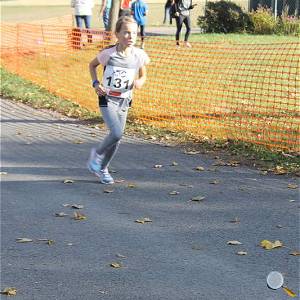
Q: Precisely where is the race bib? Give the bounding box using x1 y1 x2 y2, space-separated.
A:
103 65 136 98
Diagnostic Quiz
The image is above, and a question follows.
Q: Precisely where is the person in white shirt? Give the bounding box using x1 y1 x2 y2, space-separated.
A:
71 0 94 28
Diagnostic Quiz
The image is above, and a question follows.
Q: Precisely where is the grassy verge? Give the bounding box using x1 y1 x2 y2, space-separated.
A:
1 67 299 175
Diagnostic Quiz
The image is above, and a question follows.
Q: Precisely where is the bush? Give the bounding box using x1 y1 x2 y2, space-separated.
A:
275 6 300 36
249 6 277 34
197 0 253 33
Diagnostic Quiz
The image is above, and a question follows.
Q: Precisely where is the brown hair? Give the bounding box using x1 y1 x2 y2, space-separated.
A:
115 16 137 33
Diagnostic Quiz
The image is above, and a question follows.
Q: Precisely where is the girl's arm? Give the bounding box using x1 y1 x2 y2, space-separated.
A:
89 57 106 96
134 65 147 89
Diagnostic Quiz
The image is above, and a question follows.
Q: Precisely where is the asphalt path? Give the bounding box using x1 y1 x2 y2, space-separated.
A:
1 98 299 300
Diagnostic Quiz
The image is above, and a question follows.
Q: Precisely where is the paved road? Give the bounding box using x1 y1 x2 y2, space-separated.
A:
1 98 299 300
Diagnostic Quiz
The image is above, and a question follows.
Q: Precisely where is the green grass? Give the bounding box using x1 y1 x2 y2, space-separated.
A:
1 66 299 174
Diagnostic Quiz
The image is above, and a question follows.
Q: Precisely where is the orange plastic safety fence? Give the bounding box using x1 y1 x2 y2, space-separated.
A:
1 22 299 152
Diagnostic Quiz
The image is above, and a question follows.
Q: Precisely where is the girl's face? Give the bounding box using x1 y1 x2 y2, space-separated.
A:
116 22 138 48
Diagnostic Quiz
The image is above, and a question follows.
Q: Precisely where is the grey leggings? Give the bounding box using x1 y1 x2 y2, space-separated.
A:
95 97 130 170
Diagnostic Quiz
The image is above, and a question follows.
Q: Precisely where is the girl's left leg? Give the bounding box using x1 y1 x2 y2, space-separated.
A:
100 101 129 170
183 16 191 45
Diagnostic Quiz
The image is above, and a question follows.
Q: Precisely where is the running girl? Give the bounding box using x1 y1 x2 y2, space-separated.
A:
88 16 150 184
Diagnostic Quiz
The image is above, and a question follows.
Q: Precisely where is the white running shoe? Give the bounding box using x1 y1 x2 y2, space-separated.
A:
87 148 103 176
98 168 114 184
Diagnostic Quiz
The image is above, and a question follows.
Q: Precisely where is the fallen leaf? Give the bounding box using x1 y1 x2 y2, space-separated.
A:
184 150 200 155
116 253 127 259
16 238 33 243
273 166 288 175
104 189 114 193
110 262 122 268
153 164 163 168
37 239 55 245
171 161 178 166
209 179 220 184
276 224 283 228
115 179 125 183
73 212 86 220
169 191 180 195
1 287 17 296
63 203 71 207
55 212 68 217
287 184 298 189
127 183 136 188
194 166 205 171
236 251 248 255
289 250 300 256
0 172 8 175
260 239 283 250
289 200 296 203
227 240 242 245
229 217 240 224
73 139 84 144
191 195 205 202
135 217 152 224
179 183 193 188
63 179 74 184
71 204 84 209
283 286 297 298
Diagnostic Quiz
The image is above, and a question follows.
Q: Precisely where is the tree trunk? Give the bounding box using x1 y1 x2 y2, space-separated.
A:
108 0 121 33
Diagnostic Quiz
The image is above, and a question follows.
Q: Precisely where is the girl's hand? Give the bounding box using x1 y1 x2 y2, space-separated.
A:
134 79 144 89
94 84 106 96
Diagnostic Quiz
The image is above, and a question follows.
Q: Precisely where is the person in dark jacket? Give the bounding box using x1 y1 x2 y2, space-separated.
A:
163 0 173 24
172 0 196 47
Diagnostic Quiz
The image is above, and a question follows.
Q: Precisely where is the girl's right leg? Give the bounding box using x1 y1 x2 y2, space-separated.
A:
175 15 184 46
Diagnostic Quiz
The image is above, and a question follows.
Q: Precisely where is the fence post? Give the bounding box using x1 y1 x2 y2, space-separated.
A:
40 24 51 91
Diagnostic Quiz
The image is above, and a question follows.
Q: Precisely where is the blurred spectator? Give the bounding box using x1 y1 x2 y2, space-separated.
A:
163 0 173 24
119 0 132 17
99 0 112 31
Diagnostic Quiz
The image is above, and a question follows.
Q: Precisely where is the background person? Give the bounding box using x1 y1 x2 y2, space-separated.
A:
163 0 173 24
119 0 132 17
71 0 94 29
172 0 196 47
88 16 150 184
99 0 112 31
131 0 148 49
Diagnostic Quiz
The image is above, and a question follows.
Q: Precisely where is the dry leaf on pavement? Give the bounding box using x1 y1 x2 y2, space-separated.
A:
63 179 74 184
236 251 248 255
110 262 122 268
1 287 17 296
287 184 298 189
104 189 114 193
73 212 86 220
282 286 297 298
135 217 152 224
209 180 220 184
169 191 180 195
55 212 68 217
289 250 300 256
194 166 205 171
16 238 33 243
229 217 240 223
127 183 136 188
71 204 84 209
227 240 243 245
153 164 163 168
260 239 283 250
191 195 205 202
